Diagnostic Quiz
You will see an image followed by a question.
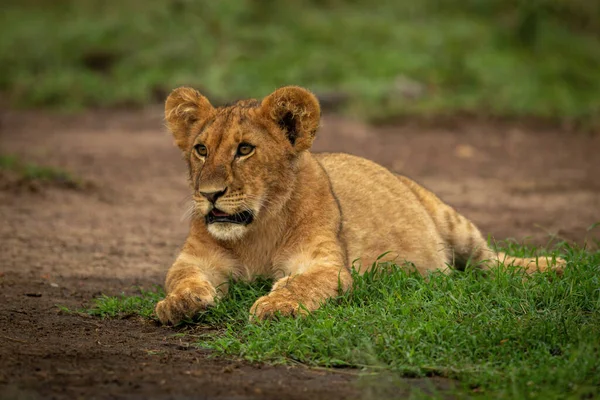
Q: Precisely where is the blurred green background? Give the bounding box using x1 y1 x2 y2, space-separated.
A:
1 0 599 123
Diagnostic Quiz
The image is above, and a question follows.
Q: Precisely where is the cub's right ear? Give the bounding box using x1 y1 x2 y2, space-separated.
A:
165 87 214 151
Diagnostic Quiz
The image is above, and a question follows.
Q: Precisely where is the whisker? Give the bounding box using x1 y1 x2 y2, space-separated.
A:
179 193 196 222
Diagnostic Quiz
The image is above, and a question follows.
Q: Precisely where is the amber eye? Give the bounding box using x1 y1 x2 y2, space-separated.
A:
236 143 255 157
194 144 208 157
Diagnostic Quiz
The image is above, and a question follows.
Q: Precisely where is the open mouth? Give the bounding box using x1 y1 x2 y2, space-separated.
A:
205 209 254 225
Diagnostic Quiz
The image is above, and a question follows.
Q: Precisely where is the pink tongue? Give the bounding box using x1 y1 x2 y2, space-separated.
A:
212 209 229 217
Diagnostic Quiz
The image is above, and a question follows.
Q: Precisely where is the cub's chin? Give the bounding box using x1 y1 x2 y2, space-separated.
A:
205 209 254 241
206 223 250 241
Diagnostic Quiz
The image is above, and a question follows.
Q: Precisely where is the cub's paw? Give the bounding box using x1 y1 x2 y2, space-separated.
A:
155 282 216 325
249 291 309 322
523 256 567 275
543 256 567 275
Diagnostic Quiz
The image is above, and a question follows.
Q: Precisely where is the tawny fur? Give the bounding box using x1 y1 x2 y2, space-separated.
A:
155 86 565 325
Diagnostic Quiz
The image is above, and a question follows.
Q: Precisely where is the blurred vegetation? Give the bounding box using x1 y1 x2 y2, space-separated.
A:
1 0 599 123
0 154 82 189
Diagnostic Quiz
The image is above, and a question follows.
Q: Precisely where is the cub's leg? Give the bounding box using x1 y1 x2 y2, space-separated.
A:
397 176 566 274
250 236 352 321
155 237 235 325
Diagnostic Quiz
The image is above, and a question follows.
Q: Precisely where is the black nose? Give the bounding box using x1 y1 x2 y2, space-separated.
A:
199 189 227 204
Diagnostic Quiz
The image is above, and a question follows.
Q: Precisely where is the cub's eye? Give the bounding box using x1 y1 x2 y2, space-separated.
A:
236 143 255 157
194 144 208 157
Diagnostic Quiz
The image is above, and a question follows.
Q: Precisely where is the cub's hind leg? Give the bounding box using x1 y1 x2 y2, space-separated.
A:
490 251 566 275
397 176 565 274
436 206 566 275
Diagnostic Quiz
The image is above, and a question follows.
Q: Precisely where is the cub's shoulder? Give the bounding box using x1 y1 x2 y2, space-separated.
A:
312 152 397 179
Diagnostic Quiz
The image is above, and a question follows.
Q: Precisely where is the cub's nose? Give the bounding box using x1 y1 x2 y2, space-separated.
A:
199 188 227 204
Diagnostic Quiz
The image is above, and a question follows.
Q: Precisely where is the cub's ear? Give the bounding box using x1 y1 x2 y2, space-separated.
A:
260 86 321 152
165 87 214 151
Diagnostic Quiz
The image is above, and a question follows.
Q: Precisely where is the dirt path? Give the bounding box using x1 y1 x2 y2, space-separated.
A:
1 108 599 399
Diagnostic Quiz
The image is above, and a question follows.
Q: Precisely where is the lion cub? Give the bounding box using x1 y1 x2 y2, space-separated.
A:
155 86 564 324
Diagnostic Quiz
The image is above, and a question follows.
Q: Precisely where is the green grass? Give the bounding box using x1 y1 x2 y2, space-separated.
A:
0 154 82 188
1 0 600 125
85 243 600 399
83 287 165 319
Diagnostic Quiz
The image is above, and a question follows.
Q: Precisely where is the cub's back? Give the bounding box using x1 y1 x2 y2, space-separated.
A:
313 152 448 273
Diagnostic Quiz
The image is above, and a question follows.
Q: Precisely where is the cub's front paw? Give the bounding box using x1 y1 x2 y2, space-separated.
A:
155 282 216 325
249 290 309 322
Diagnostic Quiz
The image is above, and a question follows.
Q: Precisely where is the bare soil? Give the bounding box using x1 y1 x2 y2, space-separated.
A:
1 108 599 399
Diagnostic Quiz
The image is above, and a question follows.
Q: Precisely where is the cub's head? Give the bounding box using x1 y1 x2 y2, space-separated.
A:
165 86 321 241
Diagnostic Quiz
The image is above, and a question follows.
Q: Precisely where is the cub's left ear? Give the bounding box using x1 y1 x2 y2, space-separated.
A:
165 87 214 151
260 86 321 152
